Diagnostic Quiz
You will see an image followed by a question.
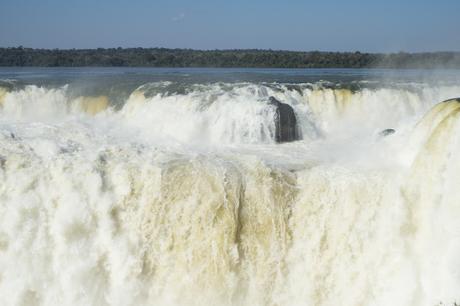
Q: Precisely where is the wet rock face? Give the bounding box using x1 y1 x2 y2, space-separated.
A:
378 128 396 137
268 96 300 143
442 97 460 103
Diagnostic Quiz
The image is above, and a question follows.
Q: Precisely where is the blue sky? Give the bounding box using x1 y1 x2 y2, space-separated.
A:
1 0 459 52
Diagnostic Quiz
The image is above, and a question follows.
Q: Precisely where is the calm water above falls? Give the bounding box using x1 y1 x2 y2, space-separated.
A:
0 67 460 306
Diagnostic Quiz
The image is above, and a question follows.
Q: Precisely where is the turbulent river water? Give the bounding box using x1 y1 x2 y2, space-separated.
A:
0 68 460 306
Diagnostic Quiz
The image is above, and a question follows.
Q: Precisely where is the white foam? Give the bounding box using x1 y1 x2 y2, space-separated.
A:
0 84 459 305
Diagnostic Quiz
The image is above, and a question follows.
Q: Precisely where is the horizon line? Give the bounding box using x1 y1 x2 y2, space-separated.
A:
2 46 460 55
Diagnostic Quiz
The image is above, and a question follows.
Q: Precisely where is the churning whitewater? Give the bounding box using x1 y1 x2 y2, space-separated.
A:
0 68 460 306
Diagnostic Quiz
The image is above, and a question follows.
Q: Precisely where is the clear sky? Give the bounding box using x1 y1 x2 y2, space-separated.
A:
1 0 459 52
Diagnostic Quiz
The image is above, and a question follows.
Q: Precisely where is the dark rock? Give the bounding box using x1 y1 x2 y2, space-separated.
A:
268 96 301 143
441 97 460 103
378 128 396 137
285 85 303 95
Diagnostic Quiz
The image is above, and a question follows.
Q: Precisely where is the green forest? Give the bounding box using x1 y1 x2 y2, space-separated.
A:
1 47 460 68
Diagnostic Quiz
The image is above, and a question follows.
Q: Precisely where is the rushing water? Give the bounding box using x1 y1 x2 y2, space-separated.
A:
0 67 460 306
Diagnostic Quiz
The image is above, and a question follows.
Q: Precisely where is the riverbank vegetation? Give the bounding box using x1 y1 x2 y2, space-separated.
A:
1 47 459 68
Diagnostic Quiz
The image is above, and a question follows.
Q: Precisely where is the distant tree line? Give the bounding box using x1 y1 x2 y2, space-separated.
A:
1 47 460 68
